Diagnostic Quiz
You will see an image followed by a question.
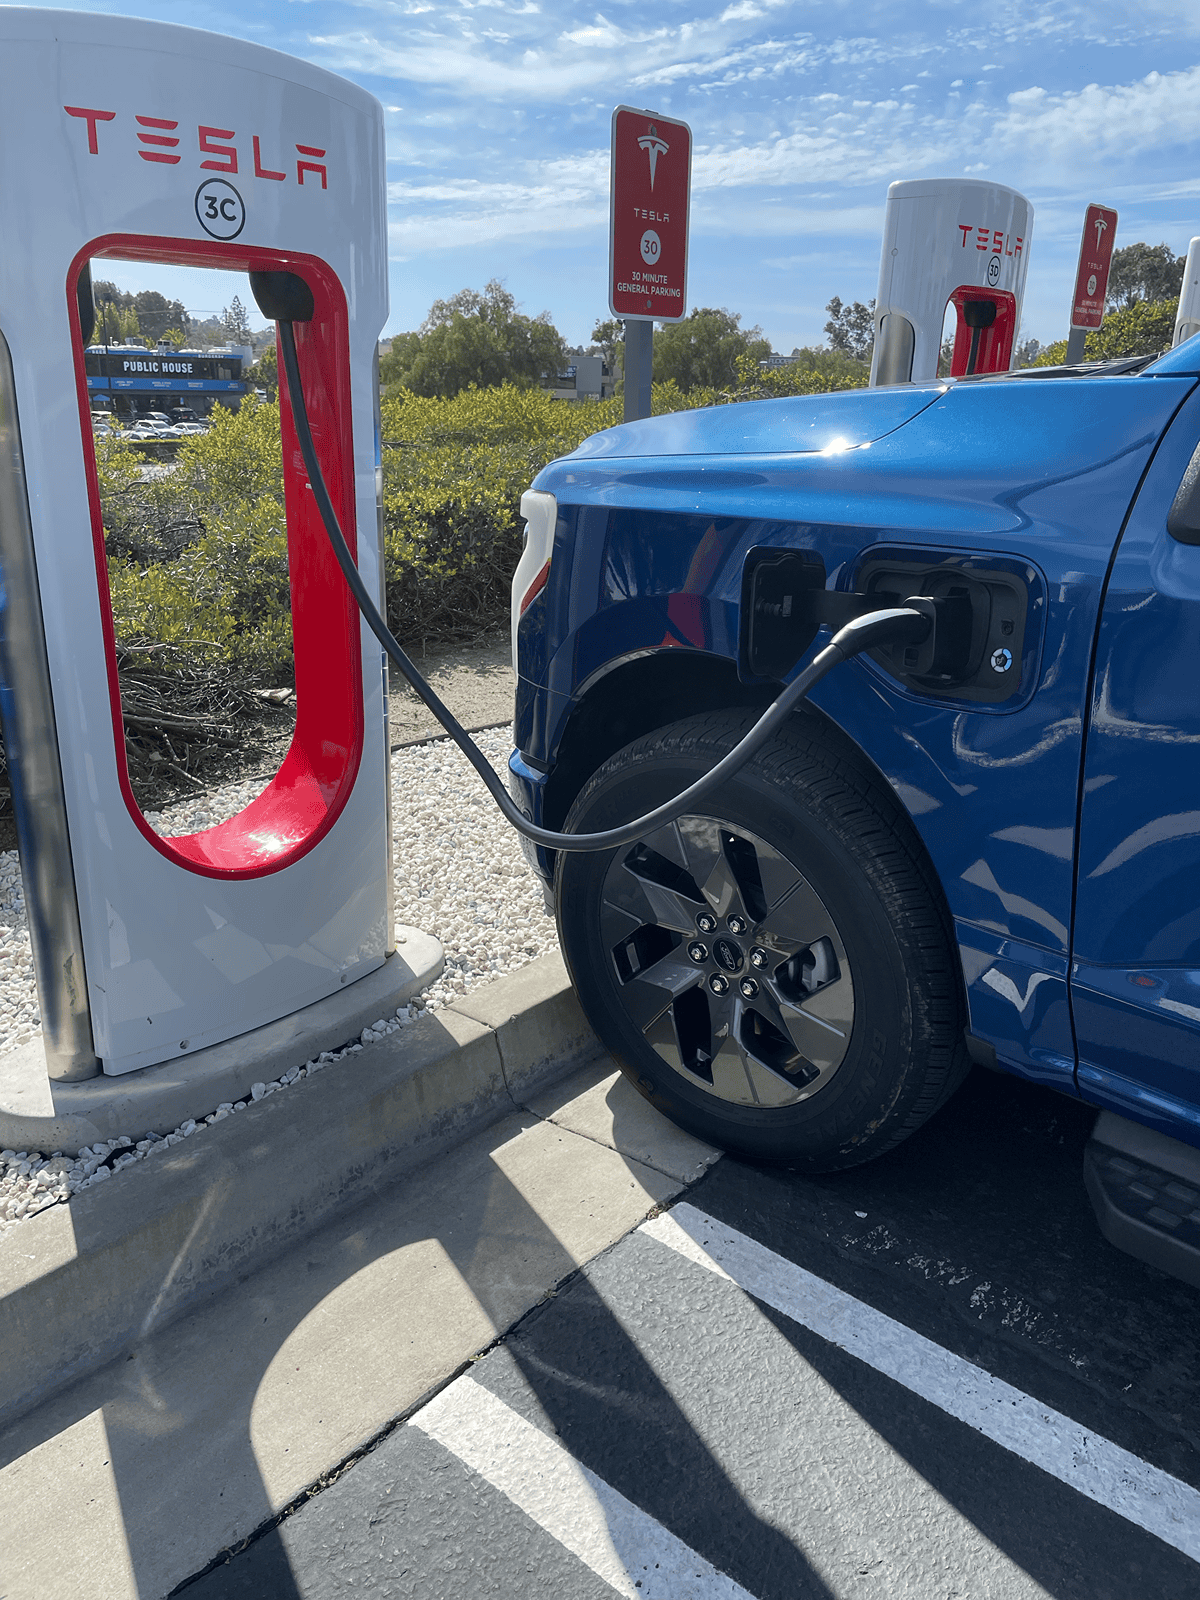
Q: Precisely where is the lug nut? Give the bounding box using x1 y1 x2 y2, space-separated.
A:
696 913 717 933
749 947 769 969
709 973 729 996
739 977 759 999
727 914 748 935
687 942 708 963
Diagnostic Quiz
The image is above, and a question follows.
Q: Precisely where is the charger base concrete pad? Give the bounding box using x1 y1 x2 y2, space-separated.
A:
0 926 443 1154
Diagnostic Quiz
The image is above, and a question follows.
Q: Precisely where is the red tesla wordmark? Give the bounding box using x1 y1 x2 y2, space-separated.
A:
956 223 1024 257
136 115 180 164
64 105 115 154
295 145 327 188
61 107 327 188
199 126 238 174
253 136 285 181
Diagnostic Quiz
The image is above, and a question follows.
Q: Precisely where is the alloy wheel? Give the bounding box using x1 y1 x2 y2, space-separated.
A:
599 815 855 1108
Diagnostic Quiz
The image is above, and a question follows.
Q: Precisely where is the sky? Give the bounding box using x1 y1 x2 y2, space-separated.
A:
28 0 1200 353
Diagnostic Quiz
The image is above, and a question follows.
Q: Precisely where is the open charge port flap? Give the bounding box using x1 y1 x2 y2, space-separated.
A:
740 548 827 681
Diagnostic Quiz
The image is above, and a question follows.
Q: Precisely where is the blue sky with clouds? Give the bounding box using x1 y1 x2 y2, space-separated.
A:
28 0 1200 351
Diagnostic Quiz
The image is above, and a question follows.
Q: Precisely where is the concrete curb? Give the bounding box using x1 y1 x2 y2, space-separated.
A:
0 928 445 1154
0 949 601 1432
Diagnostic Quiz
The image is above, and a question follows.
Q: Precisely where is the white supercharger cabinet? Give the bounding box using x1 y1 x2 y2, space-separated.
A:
0 10 392 1075
870 179 1034 386
1174 239 1200 347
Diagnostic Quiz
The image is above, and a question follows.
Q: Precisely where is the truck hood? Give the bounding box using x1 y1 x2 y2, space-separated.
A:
565 383 948 460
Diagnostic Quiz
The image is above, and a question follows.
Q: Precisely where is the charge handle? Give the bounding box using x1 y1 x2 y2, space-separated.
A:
962 298 997 377
249 271 315 324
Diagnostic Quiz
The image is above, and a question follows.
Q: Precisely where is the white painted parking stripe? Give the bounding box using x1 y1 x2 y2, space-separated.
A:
410 1373 755 1599
644 1203 1200 1565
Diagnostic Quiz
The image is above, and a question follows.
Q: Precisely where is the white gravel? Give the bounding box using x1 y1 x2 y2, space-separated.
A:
0 725 559 1238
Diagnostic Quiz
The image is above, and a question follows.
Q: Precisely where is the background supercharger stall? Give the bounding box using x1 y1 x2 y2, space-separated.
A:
871 179 1034 386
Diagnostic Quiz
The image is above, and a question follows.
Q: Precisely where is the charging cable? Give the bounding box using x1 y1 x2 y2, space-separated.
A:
277 319 931 853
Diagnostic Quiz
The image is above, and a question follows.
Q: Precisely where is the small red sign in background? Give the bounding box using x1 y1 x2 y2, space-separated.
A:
609 105 691 323
1071 204 1118 330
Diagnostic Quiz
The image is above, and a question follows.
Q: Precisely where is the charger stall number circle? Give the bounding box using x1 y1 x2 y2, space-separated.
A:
195 178 246 240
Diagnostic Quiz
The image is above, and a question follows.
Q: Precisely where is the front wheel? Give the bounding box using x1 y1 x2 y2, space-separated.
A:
555 710 969 1170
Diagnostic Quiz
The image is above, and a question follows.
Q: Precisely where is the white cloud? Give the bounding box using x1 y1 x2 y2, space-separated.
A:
994 65 1200 159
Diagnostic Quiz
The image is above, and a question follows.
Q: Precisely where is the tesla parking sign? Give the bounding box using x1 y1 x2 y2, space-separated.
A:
609 105 691 323
1071 204 1118 329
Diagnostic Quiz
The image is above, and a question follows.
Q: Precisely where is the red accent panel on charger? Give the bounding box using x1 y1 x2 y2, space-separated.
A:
67 235 364 880
948 285 1017 378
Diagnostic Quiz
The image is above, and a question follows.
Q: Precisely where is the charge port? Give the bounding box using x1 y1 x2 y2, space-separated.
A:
859 555 1031 705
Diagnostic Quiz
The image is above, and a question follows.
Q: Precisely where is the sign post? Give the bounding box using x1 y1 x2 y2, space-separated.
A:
609 105 691 422
1066 204 1118 364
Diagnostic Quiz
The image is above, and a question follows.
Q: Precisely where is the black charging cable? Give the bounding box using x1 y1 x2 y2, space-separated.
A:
276 319 931 853
962 299 997 377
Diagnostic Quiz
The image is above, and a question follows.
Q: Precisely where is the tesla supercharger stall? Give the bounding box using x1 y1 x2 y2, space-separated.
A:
1175 238 1200 347
870 179 1034 386
0 9 435 1094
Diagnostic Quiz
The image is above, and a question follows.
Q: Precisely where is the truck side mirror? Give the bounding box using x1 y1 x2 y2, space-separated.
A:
1168 442 1200 545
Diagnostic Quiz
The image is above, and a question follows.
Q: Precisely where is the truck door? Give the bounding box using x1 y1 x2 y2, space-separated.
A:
1073 387 1200 1142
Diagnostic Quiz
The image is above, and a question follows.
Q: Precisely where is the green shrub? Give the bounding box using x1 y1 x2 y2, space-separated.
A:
100 403 295 683
1033 299 1178 365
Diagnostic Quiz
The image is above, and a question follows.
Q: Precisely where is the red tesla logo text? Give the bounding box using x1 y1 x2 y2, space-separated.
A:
956 223 1023 257
63 107 327 188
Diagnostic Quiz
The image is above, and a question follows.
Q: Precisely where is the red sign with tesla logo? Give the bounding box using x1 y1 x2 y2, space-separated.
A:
609 105 691 323
1071 204 1118 329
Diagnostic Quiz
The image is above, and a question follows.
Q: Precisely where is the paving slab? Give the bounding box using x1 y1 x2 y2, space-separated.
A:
526 1060 722 1186
0 1062 704 1600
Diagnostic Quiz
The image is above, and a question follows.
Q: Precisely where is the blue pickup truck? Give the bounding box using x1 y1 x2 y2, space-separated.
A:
510 341 1200 1288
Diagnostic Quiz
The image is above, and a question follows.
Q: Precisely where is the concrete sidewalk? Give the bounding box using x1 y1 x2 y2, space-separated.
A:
0 1057 719 1600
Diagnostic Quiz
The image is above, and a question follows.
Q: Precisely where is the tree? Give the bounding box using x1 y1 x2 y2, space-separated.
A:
244 344 278 399
824 296 875 363
221 296 251 344
134 290 188 344
379 280 566 398
782 346 869 383
1107 244 1185 311
589 318 624 372
92 280 137 345
652 307 770 390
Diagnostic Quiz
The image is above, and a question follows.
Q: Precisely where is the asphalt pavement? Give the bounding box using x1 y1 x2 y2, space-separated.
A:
177 1065 1200 1599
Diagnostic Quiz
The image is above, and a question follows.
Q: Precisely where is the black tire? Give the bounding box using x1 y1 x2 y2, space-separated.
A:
555 709 970 1170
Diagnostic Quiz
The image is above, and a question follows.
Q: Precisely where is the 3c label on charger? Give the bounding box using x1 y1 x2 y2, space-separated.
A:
195 179 246 240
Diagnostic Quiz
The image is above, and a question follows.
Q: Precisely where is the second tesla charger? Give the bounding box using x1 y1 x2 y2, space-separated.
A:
871 178 1034 386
